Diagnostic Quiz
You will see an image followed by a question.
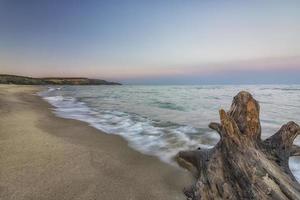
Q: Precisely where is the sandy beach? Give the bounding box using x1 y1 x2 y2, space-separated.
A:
0 85 192 200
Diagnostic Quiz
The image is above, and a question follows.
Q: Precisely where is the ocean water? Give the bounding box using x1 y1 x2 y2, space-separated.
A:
39 85 300 180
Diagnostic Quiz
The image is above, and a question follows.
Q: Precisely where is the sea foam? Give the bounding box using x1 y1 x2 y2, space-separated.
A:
39 85 300 180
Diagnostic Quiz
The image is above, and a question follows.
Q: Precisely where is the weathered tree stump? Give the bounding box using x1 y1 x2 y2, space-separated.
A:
176 91 300 200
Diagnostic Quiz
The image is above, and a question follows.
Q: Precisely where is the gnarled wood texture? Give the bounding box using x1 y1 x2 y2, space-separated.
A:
176 91 300 200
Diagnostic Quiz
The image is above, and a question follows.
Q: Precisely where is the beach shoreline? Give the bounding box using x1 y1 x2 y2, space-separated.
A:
0 85 192 200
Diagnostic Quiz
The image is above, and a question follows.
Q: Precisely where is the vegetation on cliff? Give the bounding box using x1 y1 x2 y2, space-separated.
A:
0 74 121 85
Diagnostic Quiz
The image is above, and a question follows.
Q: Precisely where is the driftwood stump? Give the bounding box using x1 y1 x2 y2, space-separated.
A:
176 91 300 200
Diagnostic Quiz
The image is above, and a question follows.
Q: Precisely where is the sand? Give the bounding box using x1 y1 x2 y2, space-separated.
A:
0 85 193 200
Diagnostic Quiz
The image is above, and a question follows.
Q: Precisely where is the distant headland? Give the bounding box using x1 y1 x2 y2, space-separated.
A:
0 74 121 85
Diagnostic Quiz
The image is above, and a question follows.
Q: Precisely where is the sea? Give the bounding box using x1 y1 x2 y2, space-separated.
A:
39 85 300 180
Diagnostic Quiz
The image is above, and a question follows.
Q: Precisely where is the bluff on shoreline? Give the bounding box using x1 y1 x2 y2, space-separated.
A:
0 74 121 85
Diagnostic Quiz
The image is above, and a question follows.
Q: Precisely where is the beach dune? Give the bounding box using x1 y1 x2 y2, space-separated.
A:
0 85 192 200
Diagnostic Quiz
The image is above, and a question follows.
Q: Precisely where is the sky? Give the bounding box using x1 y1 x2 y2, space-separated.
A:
0 0 299 84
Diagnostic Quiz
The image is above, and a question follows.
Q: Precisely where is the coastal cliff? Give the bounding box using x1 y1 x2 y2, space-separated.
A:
0 74 121 85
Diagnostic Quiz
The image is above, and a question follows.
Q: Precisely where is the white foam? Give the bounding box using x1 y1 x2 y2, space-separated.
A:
39 88 206 164
39 86 300 180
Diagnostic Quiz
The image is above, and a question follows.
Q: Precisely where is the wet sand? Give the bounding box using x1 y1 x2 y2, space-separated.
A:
0 85 192 200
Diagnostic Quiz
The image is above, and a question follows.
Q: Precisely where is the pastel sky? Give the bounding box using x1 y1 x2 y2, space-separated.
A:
0 0 299 84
